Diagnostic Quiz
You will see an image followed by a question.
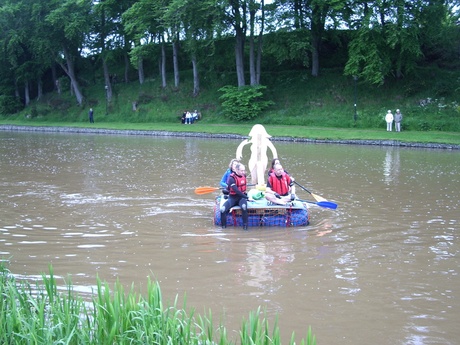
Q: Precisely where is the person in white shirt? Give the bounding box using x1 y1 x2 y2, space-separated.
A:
385 110 394 131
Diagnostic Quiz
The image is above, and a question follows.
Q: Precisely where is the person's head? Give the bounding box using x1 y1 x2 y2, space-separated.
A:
396 109 400 113
271 158 280 169
235 163 246 176
273 163 284 176
387 110 391 113
229 158 240 170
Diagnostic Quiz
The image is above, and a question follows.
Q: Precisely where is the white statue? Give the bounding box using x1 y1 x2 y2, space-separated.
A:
236 124 278 187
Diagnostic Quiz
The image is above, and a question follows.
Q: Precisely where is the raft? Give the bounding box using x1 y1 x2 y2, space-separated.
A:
213 194 310 228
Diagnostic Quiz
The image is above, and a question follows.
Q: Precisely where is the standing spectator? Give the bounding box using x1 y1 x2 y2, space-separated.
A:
394 109 403 132
385 110 394 131
88 108 94 123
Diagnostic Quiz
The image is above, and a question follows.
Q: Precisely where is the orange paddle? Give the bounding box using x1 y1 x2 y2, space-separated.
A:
194 186 222 195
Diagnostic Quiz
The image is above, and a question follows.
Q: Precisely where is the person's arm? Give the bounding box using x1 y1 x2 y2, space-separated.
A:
288 176 296 198
220 170 230 188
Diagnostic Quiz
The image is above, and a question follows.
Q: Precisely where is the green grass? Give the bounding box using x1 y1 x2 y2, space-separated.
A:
1 67 459 145
0 264 316 345
2 119 459 146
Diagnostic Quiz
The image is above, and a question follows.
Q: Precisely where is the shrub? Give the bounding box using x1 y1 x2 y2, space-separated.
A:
219 85 274 121
0 95 22 115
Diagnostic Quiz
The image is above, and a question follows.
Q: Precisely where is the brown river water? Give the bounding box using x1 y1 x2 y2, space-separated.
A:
0 131 459 344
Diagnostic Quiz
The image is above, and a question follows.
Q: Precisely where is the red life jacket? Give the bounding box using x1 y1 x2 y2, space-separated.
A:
268 171 291 196
229 172 247 195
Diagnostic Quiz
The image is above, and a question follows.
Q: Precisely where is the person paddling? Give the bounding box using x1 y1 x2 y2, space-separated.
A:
220 163 251 230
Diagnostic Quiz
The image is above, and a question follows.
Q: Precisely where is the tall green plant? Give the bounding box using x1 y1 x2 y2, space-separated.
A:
0 264 317 344
219 85 274 121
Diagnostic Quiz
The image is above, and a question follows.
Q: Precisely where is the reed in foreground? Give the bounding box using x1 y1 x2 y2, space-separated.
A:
0 265 316 345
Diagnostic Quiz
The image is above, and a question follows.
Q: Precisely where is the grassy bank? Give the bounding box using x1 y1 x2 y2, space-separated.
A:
1 120 459 147
1 68 459 138
0 265 315 345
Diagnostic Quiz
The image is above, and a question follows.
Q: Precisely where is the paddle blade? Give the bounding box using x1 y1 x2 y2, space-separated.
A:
194 186 220 195
297 199 338 209
311 192 328 203
316 201 338 209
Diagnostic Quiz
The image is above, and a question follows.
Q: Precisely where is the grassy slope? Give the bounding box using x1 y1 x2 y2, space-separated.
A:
1 68 459 146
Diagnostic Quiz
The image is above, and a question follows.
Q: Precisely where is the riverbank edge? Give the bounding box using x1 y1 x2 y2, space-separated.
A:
1 124 459 150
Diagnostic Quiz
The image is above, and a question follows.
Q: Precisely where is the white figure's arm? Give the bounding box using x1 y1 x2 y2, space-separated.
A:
236 139 250 161
267 141 278 160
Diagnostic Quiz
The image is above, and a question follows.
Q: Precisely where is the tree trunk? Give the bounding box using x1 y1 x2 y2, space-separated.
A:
138 57 145 85
51 64 60 94
14 81 20 99
310 3 325 78
256 0 265 85
59 46 84 106
124 51 130 83
103 59 113 102
173 40 180 88
293 0 303 29
232 0 247 87
161 41 167 89
24 81 30 106
256 38 263 84
37 78 43 101
192 54 200 97
249 8 257 86
235 31 245 87
311 35 320 77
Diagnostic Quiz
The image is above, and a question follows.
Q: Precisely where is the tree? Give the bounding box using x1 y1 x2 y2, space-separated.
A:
160 0 182 89
91 0 118 103
0 0 31 105
0 0 54 106
99 0 138 84
226 0 248 86
165 0 221 96
46 0 92 106
248 0 265 85
122 0 165 86
344 0 445 84
274 0 348 77
219 0 272 86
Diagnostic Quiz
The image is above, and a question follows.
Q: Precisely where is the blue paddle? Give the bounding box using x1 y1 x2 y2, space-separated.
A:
296 198 338 209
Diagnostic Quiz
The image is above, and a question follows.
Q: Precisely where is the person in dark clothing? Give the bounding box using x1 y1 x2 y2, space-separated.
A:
220 163 251 230
88 108 94 123
394 109 403 132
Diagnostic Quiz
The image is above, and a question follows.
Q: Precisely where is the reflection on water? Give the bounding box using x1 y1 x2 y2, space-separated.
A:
0 131 459 345
383 147 401 185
